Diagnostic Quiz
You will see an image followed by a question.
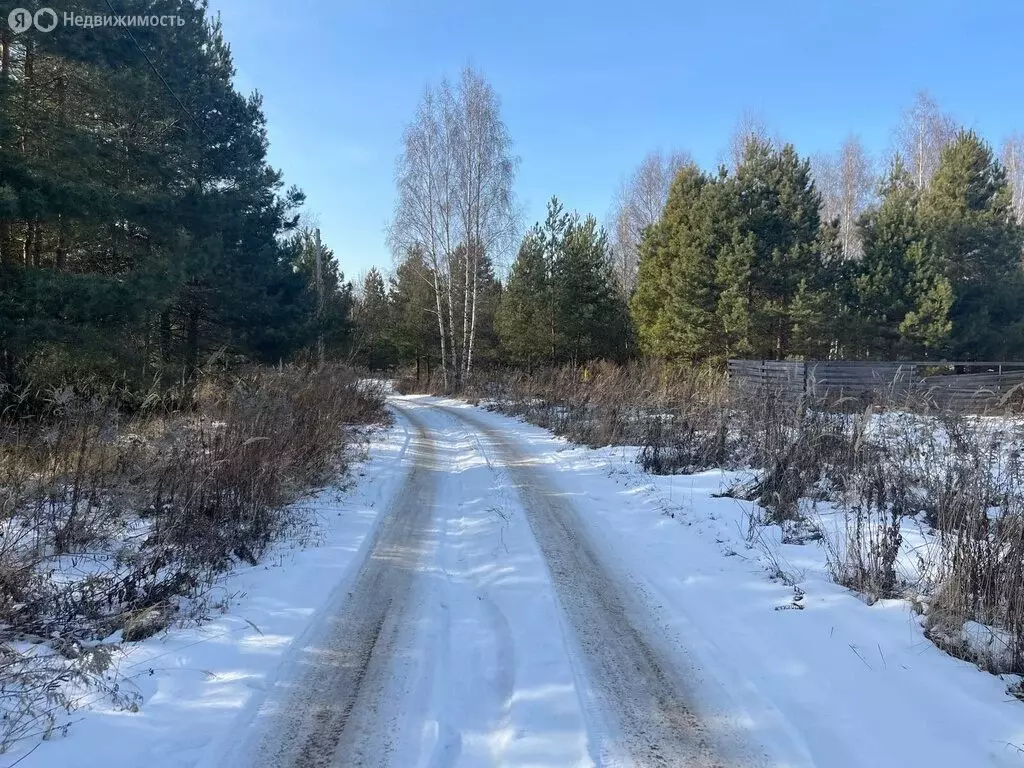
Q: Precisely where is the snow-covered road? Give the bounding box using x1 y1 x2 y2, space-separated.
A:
222 402 440 767
221 398 758 767
17 394 1024 768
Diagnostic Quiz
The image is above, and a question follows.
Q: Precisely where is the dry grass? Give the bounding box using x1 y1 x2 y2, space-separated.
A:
422 361 1024 675
0 363 387 751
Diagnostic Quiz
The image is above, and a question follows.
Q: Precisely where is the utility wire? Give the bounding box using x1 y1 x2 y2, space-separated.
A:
102 0 208 138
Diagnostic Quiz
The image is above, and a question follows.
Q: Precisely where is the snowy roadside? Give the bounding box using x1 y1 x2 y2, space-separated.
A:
14 394 1024 768
7 417 415 768
432 397 1024 768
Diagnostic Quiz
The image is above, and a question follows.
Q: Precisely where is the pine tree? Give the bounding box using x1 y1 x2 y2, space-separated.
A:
714 230 755 359
553 212 629 364
916 130 1024 359
0 0 322 389
498 197 630 366
289 228 354 359
390 247 441 379
630 164 715 361
633 144 833 363
899 251 955 355
734 141 826 358
495 229 551 368
353 268 397 369
853 156 922 357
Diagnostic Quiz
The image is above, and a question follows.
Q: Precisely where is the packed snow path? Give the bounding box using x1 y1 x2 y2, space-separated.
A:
226 405 440 767
17 395 1024 768
222 398 764 768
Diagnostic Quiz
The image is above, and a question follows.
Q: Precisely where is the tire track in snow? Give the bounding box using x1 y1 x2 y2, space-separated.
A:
479 590 517 743
440 409 611 768
224 406 439 768
423 414 519 768
424 492 463 768
436 403 750 768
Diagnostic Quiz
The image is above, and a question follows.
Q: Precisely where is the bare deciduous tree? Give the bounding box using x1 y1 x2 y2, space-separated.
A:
811 151 842 224
1002 133 1024 224
390 87 452 387
389 67 517 389
812 137 874 259
839 136 873 258
609 149 691 295
453 68 518 374
895 90 956 189
727 109 774 172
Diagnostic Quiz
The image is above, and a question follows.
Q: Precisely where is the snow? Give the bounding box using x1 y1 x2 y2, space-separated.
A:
428 398 1024 767
3 423 413 768
961 621 1018 674
386 410 596 766
9 395 1024 767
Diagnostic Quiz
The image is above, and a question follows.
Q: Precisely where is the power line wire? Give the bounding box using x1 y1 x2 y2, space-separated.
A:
102 0 208 138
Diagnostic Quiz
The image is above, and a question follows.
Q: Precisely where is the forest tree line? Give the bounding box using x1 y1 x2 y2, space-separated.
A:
382 86 1024 378
5 11 1024 402
0 0 357 396
630 122 1024 363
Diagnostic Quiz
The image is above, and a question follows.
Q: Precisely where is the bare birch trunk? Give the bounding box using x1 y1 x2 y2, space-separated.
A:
433 272 449 390
1004 136 1024 224
461 246 470 378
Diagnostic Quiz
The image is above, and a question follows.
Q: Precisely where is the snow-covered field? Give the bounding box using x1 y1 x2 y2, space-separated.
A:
9 395 1024 767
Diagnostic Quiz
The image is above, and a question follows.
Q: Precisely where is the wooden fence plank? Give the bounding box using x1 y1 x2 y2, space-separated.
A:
726 359 1024 411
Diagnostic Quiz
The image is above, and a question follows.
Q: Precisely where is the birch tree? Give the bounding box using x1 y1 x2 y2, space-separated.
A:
609 149 691 295
727 109 773 172
812 137 874 259
390 87 453 387
838 136 873 258
389 68 516 389
895 91 956 190
811 152 842 225
453 69 517 375
1002 133 1024 224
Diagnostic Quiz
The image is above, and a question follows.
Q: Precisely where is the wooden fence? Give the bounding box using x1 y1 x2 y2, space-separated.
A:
727 360 1024 410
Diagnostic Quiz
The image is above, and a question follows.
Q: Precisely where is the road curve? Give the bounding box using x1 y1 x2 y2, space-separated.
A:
225 407 438 768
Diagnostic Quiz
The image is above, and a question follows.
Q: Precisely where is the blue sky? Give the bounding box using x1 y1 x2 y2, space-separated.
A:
210 0 1024 280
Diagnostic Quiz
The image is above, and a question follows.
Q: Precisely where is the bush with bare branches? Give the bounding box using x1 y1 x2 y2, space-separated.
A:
447 361 1024 674
0 363 387 751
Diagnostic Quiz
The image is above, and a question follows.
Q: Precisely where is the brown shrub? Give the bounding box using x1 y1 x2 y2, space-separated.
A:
0 363 387 750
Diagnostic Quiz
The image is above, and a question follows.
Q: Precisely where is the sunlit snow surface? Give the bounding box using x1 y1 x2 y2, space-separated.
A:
13 396 1024 768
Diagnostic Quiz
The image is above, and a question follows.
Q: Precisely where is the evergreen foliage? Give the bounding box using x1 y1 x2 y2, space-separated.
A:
0 0 342 392
496 198 630 367
629 131 1024 363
